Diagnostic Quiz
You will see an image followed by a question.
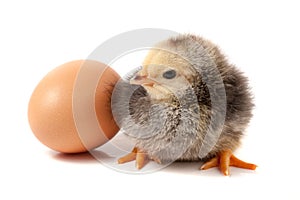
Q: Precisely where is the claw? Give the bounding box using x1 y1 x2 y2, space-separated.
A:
200 149 257 176
118 147 148 170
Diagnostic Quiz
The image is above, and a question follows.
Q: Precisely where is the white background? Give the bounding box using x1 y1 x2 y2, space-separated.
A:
1 0 300 199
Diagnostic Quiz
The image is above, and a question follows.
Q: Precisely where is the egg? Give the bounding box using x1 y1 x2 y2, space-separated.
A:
28 60 120 153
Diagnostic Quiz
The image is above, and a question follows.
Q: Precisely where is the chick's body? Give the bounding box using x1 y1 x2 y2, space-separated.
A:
114 34 255 173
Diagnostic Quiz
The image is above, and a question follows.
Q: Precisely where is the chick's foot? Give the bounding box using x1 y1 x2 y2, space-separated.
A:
200 149 257 176
117 147 151 169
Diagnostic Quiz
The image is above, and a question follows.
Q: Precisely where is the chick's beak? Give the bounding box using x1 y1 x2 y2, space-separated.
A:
130 74 155 86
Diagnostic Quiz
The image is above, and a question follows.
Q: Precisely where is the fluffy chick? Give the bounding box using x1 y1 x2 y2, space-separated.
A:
113 34 256 175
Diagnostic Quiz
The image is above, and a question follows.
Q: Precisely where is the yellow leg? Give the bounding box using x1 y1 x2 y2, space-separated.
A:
136 149 147 169
200 149 257 176
118 147 149 169
200 157 218 170
118 147 137 164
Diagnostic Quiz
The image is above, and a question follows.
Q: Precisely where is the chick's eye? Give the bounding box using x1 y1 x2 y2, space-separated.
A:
163 70 176 79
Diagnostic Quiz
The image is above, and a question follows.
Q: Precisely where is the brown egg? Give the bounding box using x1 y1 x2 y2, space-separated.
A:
28 60 120 153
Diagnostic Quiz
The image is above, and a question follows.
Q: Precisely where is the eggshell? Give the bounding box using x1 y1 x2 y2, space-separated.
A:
28 60 120 153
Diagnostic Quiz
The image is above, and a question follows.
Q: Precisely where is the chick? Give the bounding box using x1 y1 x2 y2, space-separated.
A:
114 34 256 175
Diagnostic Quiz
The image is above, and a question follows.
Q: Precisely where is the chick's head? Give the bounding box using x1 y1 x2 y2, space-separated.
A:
130 49 196 100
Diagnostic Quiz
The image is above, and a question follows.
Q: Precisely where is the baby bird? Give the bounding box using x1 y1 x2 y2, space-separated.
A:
113 34 256 175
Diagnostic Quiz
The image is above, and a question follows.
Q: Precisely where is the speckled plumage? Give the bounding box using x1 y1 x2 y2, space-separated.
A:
112 34 253 164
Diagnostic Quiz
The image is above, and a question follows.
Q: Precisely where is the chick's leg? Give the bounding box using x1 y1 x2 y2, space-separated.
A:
118 147 148 169
200 149 257 176
117 147 138 164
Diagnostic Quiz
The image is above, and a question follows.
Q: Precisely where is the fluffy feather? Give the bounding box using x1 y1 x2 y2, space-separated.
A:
112 34 253 163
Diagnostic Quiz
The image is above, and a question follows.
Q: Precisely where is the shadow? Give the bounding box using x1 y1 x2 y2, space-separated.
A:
162 161 206 176
163 161 257 177
50 150 113 164
49 149 258 177
90 150 115 161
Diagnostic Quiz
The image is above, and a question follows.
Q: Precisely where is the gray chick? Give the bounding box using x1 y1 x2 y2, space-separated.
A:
112 34 256 175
